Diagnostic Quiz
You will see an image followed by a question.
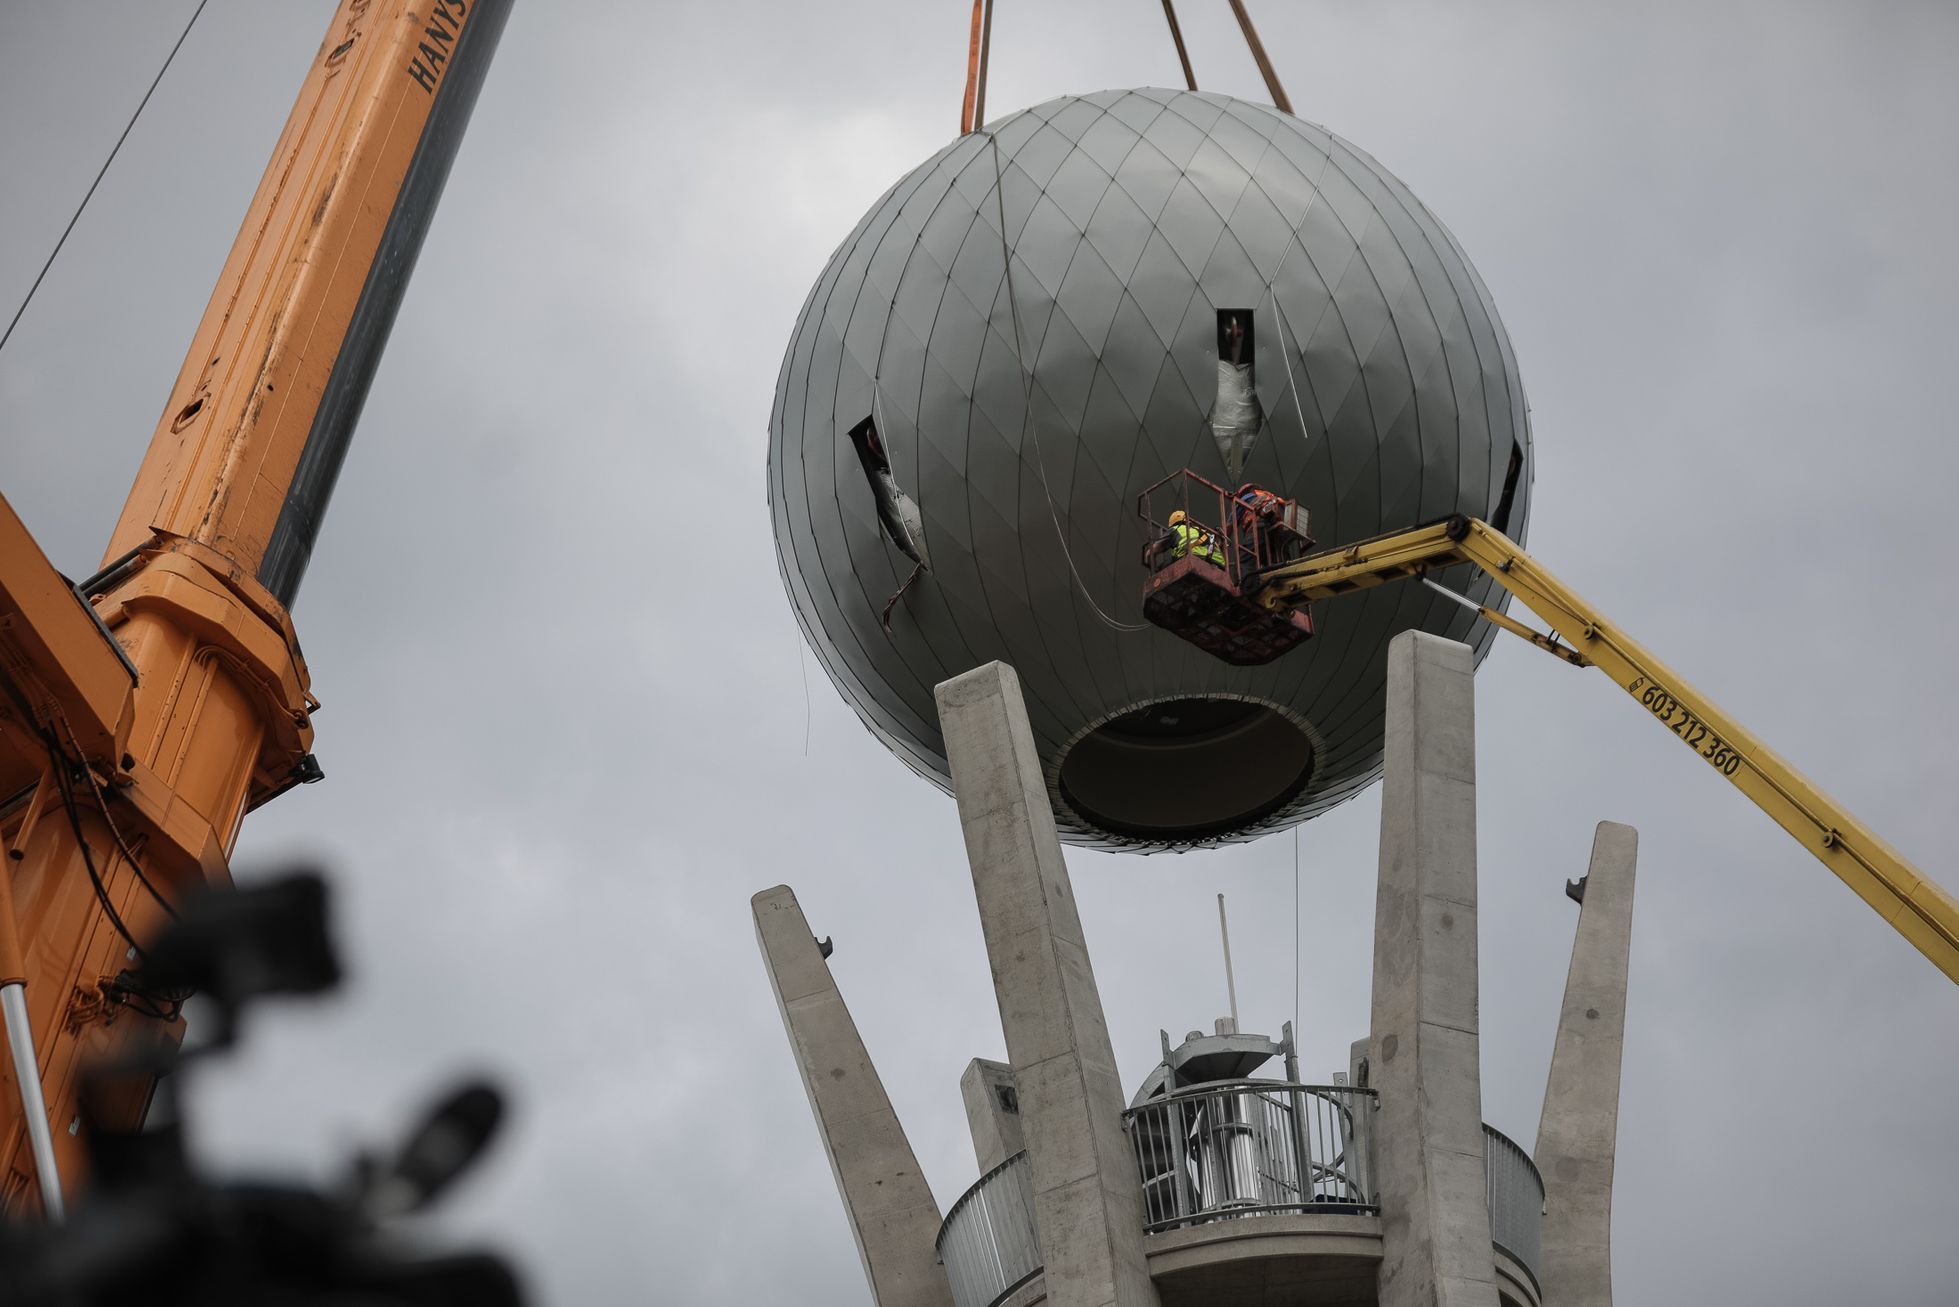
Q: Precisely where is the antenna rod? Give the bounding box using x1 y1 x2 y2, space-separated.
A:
1217 893 1240 1027
1226 0 1294 115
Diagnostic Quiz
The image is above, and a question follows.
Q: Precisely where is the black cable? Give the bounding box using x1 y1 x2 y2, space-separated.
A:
105 970 189 1023
44 735 198 1007
0 679 158 953
55 716 178 920
0 0 211 358
0 639 179 929
48 749 147 962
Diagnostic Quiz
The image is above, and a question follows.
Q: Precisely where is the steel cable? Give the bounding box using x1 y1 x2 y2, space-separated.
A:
985 132 1152 635
0 0 211 358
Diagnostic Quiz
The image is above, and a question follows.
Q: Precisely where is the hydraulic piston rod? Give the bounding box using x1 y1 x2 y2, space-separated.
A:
0 986 61 1220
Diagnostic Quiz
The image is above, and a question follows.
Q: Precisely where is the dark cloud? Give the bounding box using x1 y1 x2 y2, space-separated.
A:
2 2 1954 1302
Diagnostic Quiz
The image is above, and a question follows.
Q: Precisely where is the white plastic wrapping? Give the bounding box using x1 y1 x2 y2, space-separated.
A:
1209 359 1262 477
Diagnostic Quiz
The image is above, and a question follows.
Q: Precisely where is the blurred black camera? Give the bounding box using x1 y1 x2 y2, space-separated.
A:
0 872 523 1306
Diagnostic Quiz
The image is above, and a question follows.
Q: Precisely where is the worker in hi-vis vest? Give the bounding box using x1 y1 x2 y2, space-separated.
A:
1158 508 1227 568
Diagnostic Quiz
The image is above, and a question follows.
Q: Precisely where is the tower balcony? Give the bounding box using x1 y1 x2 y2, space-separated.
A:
757 647 1636 1307
936 1080 1543 1307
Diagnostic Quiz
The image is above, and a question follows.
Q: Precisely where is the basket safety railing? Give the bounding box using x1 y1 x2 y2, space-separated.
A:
936 1150 1041 1307
1137 468 1312 589
1482 1123 1546 1291
1137 468 1257 587
1123 1080 1378 1233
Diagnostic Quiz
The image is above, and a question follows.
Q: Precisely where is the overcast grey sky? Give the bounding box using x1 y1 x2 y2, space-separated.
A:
3 2 1956 1303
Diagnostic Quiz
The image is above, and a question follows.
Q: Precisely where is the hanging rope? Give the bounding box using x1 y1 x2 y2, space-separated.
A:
1226 0 1294 115
986 133 1152 635
960 0 995 134
1269 294 1314 460
0 0 211 359
1256 144 1338 464
1293 824 1302 1043
1159 0 1198 91
795 631 813 757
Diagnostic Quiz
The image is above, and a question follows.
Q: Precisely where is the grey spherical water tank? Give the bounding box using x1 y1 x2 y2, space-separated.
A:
770 88 1532 851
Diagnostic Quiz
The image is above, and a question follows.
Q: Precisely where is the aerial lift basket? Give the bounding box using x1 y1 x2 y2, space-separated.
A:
1136 469 1314 666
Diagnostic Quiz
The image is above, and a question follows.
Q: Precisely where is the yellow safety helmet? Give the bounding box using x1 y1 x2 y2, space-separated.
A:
1168 509 1188 526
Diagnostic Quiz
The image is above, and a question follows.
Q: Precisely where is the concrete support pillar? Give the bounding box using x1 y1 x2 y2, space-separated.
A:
1369 632 1500 1307
753 886 952 1307
1534 821 1638 1307
960 1057 1026 1173
936 662 1159 1307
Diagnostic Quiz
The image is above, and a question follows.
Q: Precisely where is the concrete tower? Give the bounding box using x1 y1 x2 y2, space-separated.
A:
755 633 1636 1306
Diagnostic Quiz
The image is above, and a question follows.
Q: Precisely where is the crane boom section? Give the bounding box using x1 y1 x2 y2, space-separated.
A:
1252 517 1959 984
104 0 512 605
0 0 510 1215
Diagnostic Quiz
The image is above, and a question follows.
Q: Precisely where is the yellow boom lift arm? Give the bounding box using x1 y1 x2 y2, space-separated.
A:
1243 515 1959 983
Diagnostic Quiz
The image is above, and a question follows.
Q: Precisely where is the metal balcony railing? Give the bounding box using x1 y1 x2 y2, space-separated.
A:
936 1150 1041 1307
1124 1081 1378 1232
1482 1124 1545 1289
934 1088 1542 1307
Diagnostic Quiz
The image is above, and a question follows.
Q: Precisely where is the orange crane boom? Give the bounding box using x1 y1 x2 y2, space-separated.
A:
0 0 509 1216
